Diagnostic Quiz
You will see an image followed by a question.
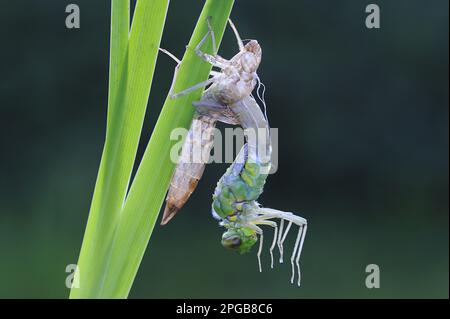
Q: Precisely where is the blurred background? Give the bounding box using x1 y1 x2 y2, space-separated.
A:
0 0 448 298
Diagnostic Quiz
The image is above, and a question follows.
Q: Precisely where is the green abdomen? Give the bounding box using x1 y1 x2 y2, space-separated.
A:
212 159 269 219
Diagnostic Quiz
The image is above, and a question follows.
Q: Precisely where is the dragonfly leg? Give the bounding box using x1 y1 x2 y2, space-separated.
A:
254 208 307 281
161 48 207 99
247 206 303 265
164 63 180 100
269 222 278 269
161 46 221 99
295 224 307 286
257 231 263 273
255 215 292 264
280 221 292 264
277 219 284 263
209 70 221 77
290 226 303 285
245 223 263 272
192 18 230 69
206 16 217 54
253 207 305 283
159 48 181 64
228 18 245 51
171 78 215 99
257 207 307 226
250 220 278 269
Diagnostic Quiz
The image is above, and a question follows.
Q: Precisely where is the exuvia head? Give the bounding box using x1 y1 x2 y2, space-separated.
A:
241 40 262 73
221 226 258 254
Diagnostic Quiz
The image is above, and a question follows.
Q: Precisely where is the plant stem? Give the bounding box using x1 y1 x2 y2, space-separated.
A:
100 0 235 298
70 0 169 299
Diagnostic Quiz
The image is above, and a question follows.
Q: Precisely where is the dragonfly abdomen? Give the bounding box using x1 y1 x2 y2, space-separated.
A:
212 146 270 220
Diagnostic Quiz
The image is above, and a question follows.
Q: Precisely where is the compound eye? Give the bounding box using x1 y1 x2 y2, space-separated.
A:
223 235 241 250
229 236 241 248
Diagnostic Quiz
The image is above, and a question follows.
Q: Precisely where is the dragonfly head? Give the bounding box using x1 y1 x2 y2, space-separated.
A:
221 227 258 254
241 40 262 73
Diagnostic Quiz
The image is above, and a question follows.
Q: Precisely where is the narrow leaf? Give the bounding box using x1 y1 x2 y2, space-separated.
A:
101 0 235 298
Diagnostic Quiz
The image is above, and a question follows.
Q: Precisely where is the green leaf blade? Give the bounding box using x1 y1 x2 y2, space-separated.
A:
70 0 170 299
101 0 236 298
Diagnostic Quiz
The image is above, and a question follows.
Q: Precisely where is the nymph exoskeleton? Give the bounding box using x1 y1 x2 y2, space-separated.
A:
160 18 262 226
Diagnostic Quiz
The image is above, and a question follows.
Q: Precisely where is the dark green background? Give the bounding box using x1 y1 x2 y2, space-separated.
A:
0 0 448 298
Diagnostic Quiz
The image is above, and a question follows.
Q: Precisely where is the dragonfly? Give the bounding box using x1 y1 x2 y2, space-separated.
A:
160 18 261 226
161 18 308 286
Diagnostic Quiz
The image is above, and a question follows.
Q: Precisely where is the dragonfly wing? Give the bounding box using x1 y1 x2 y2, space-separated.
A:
193 97 239 125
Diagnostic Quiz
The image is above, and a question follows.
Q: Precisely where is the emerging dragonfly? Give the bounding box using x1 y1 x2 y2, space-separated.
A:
160 18 259 226
161 18 308 286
